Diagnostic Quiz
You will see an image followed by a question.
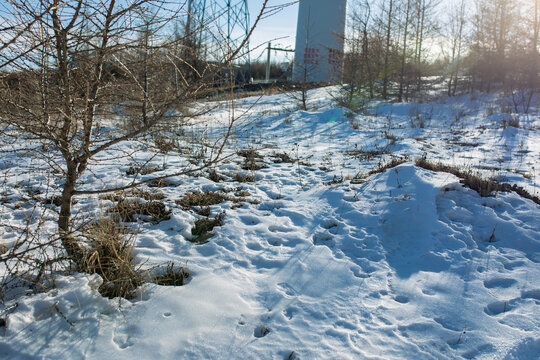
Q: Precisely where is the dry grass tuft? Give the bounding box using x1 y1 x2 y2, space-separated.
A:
416 158 540 205
272 152 296 164
126 164 163 176
100 189 165 202
109 200 171 222
148 178 177 188
80 219 143 299
233 172 256 183
150 262 190 286
241 159 268 171
190 212 225 243
0 242 8 255
177 191 228 208
238 149 267 171
344 148 391 161
208 169 225 182
238 149 263 161
353 157 409 181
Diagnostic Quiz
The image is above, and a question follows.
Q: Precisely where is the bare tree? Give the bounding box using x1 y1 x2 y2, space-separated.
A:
398 0 412 102
445 0 466 96
382 0 395 99
0 0 269 263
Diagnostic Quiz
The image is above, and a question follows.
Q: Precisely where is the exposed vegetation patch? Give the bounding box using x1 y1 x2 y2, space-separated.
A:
501 117 520 129
353 157 409 182
177 191 228 208
238 149 263 161
449 141 480 147
177 189 253 211
150 262 190 286
152 137 178 154
233 172 256 183
43 195 63 207
80 219 143 299
237 149 268 171
325 175 344 185
190 212 225 244
208 169 226 182
344 146 391 161
100 189 165 202
148 178 177 188
109 200 171 222
196 206 211 217
25 189 64 207
416 158 540 205
272 152 296 164
241 159 268 171
126 164 163 176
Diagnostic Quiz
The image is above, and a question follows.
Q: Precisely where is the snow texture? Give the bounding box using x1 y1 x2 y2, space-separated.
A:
1 88 539 359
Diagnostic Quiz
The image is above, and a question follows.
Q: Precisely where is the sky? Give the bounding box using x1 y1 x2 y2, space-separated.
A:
248 0 299 63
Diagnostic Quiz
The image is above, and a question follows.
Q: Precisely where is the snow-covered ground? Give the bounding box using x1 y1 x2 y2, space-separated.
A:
1 88 539 359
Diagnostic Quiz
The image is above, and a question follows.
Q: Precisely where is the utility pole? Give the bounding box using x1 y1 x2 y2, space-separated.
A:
266 42 272 83
265 42 295 83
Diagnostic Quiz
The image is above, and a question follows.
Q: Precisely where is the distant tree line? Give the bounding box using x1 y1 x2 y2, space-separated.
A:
342 0 539 109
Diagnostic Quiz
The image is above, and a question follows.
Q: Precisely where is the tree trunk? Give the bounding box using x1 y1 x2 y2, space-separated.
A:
382 0 394 99
58 164 84 261
533 0 539 89
416 0 425 92
399 0 411 102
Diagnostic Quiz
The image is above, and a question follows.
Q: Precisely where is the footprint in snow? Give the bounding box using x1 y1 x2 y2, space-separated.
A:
322 218 339 230
239 215 261 225
254 324 270 338
113 323 134 349
350 266 368 279
283 307 298 320
268 224 294 233
277 282 296 297
484 300 512 316
393 295 410 304
521 289 540 301
312 232 334 246
483 278 517 289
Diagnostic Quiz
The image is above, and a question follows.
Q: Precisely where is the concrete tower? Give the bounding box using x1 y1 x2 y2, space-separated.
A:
292 0 347 83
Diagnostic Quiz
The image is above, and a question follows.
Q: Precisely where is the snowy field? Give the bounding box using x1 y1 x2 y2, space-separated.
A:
1 87 539 359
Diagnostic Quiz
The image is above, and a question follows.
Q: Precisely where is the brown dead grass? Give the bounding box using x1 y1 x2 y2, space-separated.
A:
80 219 143 299
109 200 171 222
416 158 540 205
177 191 228 208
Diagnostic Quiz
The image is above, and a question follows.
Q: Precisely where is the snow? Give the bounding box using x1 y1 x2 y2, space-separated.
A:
1 88 539 359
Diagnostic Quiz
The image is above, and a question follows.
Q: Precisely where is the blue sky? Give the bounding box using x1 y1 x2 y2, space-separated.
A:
248 0 299 62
